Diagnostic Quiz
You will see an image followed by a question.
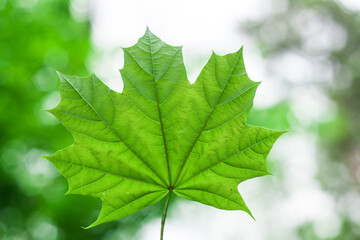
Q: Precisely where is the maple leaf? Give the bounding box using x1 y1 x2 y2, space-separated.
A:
46 29 284 232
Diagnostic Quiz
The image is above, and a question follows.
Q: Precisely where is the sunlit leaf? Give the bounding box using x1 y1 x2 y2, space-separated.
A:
46 28 284 228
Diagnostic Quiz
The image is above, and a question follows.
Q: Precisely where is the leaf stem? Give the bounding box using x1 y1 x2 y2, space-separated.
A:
160 188 173 240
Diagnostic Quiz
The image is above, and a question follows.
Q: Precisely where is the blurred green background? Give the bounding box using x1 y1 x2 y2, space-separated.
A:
0 0 359 239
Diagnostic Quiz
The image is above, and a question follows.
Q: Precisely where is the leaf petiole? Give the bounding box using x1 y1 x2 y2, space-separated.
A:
160 187 173 240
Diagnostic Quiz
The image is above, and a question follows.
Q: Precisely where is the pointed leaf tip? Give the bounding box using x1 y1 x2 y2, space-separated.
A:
84 218 102 229
56 70 66 79
41 155 50 161
145 26 154 36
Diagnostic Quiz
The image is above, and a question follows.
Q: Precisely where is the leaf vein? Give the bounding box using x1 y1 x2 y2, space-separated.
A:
51 158 166 189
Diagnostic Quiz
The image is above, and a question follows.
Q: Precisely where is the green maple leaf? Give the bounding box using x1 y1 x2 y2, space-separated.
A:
46 29 284 232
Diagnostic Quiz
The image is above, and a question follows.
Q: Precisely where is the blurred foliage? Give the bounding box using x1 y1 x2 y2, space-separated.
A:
0 1 163 239
1 0 359 239
247 101 293 130
240 0 360 239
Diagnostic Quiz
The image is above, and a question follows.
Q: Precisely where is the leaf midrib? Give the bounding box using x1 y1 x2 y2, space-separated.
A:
146 30 172 186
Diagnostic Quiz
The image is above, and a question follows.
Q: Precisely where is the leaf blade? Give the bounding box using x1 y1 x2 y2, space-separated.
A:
47 29 284 228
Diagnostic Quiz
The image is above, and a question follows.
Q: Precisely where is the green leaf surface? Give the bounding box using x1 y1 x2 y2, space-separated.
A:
46 29 284 228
